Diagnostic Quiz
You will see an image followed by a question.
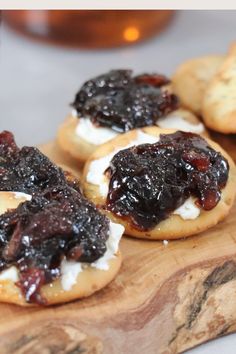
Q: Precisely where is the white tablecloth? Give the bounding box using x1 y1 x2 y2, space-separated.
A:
0 10 236 353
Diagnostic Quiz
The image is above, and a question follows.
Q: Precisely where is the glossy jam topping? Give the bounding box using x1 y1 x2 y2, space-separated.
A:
0 131 66 194
72 70 178 133
106 131 229 230
0 131 109 304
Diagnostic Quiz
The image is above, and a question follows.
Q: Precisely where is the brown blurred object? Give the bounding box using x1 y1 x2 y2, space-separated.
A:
4 10 174 49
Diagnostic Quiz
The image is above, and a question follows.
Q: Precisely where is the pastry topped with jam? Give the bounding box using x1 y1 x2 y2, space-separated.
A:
0 187 109 304
0 131 114 304
105 131 229 230
58 70 207 163
72 69 178 132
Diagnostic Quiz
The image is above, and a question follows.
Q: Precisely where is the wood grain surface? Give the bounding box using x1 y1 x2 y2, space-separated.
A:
0 134 235 354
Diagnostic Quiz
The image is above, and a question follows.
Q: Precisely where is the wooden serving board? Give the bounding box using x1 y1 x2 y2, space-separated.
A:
0 134 236 354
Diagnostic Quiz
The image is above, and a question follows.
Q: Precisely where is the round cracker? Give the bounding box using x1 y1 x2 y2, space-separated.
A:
82 127 236 240
57 116 98 163
172 55 224 115
203 45 236 133
0 252 121 307
59 163 81 181
39 140 83 175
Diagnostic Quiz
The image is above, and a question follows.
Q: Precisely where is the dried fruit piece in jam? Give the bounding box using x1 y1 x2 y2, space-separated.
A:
106 131 229 230
0 131 110 304
72 70 178 133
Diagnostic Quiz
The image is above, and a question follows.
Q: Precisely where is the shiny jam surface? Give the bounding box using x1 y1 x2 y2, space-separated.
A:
106 131 229 230
0 131 109 304
0 130 66 194
72 70 178 132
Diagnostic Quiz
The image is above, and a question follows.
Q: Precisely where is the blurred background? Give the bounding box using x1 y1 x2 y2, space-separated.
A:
0 10 235 150
0 10 236 354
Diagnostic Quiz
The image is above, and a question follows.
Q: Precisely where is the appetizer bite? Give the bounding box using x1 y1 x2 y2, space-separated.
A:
172 55 224 115
57 70 207 162
83 127 236 240
0 131 124 306
203 45 236 133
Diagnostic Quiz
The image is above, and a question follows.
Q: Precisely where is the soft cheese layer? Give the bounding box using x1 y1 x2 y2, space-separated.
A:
0 266 19 282
173 197 200 220
61 221 124 291
158 115 204 134
75 117 118 145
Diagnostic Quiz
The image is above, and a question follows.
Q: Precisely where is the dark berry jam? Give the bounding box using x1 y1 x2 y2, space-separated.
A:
106 131 229 231
0 131 68 195
72 70 178 133
0 131 110 304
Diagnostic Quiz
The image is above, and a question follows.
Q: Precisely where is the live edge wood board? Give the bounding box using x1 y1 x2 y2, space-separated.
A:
0 133 236 354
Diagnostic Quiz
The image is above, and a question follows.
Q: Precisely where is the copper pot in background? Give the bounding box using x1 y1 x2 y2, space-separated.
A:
4 10 174 49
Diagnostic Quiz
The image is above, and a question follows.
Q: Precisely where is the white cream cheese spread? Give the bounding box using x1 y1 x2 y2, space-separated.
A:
173 197 200 220
0 266 19 282
158 115 204 134
75 118 118 145
60 221 124 291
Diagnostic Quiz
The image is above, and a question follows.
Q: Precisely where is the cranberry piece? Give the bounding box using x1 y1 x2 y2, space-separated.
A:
134 73 170 87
